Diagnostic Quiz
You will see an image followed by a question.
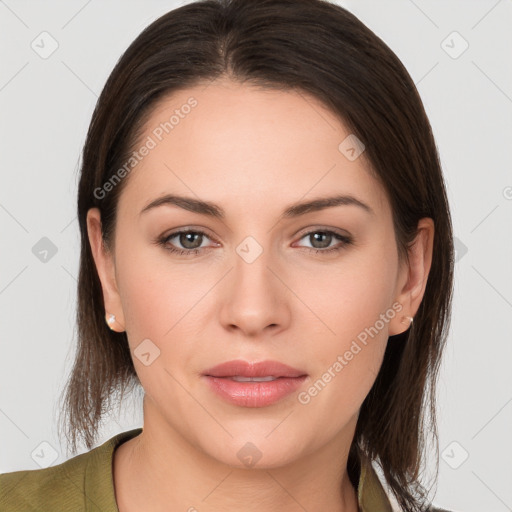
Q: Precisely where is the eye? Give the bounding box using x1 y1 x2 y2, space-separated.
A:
294 229 353 254
156 229 217 256
156 228 353 257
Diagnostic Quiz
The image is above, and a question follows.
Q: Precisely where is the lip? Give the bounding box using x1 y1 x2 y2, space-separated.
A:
203 359 307 378
202 360 308 408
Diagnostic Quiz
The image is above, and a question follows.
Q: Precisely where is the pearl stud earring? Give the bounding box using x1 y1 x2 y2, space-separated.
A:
400 315 414 326
106 313 116 330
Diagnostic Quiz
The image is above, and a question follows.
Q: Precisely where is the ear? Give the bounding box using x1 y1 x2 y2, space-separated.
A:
388 217 434 336
86 208 125 332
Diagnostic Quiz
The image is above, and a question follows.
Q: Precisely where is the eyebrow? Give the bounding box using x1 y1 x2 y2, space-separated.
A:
139 193 374 219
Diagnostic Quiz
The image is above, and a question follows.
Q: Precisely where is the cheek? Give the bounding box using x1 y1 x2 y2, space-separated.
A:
114 241 210 356
291 242 397 407
294 240 398 345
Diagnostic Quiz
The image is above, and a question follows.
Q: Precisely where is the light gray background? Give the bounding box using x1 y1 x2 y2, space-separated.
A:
1 1 511 511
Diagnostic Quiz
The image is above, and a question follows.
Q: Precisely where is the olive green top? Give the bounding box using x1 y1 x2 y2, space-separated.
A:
0 428 450 511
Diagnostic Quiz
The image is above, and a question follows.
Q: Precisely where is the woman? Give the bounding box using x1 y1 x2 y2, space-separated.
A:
0 0 455 510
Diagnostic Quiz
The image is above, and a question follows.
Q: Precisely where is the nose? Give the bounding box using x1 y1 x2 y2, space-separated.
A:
219 242 291 338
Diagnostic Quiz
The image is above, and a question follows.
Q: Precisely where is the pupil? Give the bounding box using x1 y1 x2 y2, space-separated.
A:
181 232 201 249
312 232 331 249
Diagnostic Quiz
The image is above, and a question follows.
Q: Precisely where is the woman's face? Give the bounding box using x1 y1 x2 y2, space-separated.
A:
88 78 431 468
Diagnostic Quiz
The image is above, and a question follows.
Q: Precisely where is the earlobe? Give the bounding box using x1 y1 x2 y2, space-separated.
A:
86 208 126 332
388 218 434 336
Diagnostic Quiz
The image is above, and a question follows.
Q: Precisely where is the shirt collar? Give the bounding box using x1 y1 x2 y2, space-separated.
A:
358 456 394 511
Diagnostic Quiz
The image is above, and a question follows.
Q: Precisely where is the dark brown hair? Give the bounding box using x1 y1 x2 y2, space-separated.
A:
58 1 454 511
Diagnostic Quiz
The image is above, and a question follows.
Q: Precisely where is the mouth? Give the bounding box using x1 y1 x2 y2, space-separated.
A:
202 360 308 407
203 359 307 379
228 375 281 382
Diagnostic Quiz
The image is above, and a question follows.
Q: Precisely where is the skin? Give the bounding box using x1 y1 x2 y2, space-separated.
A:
87 77 434 512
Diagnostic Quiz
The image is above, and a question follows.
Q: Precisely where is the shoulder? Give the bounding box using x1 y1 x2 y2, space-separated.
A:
0 427 142 511
359 459 458 512
0 448 93 510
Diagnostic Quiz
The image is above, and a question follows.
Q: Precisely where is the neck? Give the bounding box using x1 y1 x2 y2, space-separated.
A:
113 398 360 512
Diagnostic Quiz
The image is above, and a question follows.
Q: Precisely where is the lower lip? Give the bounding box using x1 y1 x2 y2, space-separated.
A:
203 376 307 407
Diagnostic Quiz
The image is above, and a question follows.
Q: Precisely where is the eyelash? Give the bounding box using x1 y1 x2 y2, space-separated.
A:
156 229 353 257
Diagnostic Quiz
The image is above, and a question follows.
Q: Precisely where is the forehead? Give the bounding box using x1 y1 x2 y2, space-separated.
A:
118 78 389 220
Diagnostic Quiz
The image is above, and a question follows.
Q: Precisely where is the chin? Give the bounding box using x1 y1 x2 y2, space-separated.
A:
195 428 308 470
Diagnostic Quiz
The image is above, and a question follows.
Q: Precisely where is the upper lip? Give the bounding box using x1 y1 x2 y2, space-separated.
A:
203 359 307 378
